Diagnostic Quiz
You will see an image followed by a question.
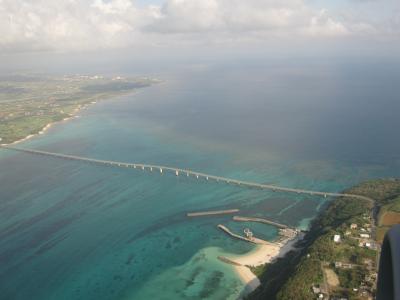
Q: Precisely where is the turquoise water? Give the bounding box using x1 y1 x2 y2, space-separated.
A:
1 63 400 299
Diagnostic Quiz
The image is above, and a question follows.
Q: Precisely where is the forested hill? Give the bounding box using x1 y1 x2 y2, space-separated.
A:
249 178 400 300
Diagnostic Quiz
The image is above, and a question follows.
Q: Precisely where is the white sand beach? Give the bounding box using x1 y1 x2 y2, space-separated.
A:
236 266 261 292
234 244 281 267
11 134 35 145
232 244 280 293
231 233 304 294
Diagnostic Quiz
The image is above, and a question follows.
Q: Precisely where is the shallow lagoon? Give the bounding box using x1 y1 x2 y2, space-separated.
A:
1 63 399 299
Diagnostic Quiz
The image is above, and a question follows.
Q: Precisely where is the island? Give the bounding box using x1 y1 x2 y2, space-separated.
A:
0 74 158 145
248 178 400 300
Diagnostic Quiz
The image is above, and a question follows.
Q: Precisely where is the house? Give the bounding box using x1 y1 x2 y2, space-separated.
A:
333 234 341 243
335 262 354 269
369 242 379 250
312 286 321 294
363 258 373 266
360 233 370 239
350 223 358 229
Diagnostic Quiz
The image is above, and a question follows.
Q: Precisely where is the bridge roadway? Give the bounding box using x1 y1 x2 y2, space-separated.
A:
1 145 374 203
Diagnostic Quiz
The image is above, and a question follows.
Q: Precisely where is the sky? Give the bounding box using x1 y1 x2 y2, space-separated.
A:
0 0 399 72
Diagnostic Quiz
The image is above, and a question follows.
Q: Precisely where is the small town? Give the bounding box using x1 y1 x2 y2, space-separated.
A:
311 209 380 300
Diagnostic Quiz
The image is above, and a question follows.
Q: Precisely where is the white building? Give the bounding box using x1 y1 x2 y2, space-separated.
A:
333 234 341 243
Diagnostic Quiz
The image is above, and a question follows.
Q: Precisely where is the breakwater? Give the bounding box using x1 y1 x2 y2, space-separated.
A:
187 209 240 217
233 216 288 229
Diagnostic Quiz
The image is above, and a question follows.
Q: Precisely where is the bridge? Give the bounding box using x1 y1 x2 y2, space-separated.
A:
0 145 374 203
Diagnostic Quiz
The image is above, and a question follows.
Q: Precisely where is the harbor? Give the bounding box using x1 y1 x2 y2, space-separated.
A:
217 224 272 245
214 214 303 293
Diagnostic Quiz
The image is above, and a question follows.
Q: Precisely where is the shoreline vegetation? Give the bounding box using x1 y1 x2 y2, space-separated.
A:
247 178 400 300
4 115 75 146
0 73 159 146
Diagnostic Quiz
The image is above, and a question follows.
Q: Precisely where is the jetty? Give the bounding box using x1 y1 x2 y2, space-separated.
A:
217 256 243 266
187 209 239 217
233 216 288 229
217 224 270 245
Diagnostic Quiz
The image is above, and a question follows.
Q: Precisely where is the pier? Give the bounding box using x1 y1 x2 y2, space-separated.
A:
217 224 270 245
232 216 300 242
187 209 240 217
0 145 375 204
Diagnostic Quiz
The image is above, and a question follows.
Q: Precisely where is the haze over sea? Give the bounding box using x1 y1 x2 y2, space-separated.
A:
1 61 400 299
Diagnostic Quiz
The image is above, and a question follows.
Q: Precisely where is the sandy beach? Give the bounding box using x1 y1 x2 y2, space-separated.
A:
230 233 304 294
234 244 281 267
232 244 280 294
236 266 261 292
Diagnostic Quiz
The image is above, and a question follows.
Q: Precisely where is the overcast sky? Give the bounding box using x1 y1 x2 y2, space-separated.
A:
0 0 399 72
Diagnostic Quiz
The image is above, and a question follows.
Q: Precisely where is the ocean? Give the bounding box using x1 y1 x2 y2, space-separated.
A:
1 61 399 299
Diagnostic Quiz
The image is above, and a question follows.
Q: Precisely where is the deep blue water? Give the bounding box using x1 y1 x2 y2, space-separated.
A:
0 62 399 299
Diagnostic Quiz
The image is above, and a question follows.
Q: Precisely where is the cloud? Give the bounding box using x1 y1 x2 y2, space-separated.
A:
0 0 394 53
147 0 351 37
306 9 349 36
0 0 150 52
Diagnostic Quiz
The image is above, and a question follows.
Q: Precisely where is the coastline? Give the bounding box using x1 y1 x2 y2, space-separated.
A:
231 233 304 295
2 113 80 147
2 94 123 147
0 81 159 147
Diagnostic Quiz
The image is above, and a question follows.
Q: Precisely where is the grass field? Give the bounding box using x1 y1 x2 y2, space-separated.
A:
377 196 400 242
